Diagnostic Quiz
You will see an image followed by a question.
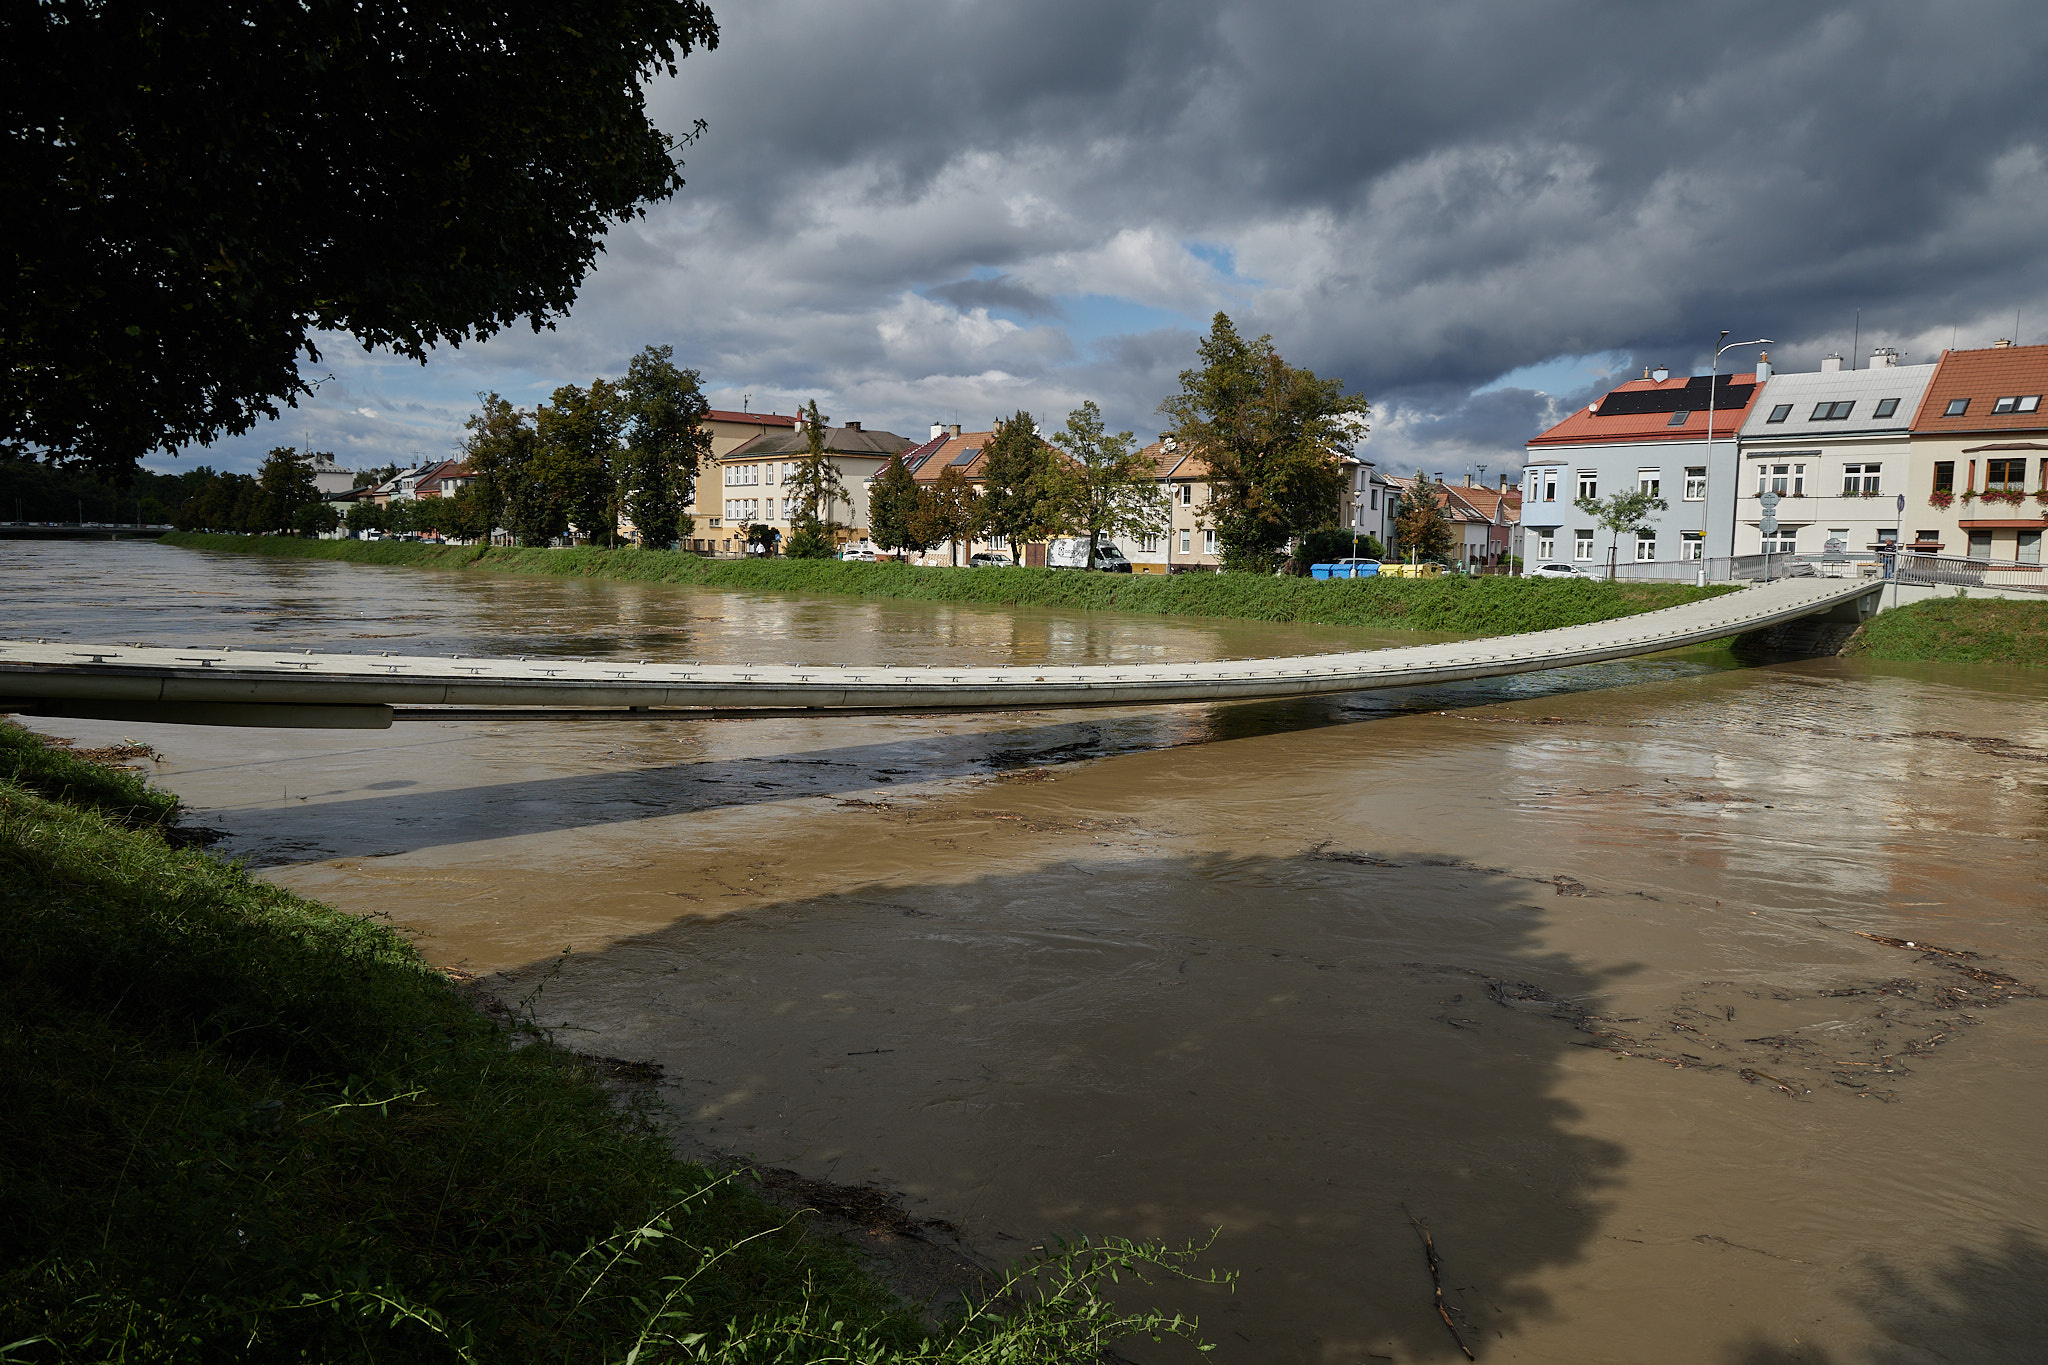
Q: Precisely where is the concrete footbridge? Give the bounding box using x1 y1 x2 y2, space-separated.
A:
2 577 1883 729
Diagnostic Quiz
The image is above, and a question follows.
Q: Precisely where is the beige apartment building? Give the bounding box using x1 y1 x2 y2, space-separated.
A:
1901 342 2048 563
700 419 912 555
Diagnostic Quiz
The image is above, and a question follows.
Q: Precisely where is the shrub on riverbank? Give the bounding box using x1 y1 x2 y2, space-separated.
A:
1844 597 2048 665
162 533 1734 636
0 729 1215 1361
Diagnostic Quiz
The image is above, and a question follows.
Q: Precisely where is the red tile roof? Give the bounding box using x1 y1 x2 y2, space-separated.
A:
1528 373 1762 447
1910 344 2048 433
705 409 797 426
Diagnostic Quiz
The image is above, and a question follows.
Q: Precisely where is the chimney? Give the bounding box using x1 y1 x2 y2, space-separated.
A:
1821 353 1845 372
1651 364 1671 382
846 421 861 432
931 423 947 440
949 423 962 437
1868 348 1898 368
1755 351 1772 382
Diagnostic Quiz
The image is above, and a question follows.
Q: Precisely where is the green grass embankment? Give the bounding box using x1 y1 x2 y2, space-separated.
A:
1845 597 2048 665
161 532 1735 636
0 724 1213 1361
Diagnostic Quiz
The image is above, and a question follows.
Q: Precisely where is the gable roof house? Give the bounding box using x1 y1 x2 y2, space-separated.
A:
697 419 912 554
1904 341 2048 564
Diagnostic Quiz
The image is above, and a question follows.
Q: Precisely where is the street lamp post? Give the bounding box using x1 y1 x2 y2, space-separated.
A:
1706 332 1772 573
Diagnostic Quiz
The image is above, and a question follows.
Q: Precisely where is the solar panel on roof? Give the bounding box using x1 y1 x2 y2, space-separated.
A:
949 447 979 466
1595 380 1754 416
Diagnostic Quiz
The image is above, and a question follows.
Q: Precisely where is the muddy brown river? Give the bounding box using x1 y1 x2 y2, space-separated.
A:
10 540 2047 1362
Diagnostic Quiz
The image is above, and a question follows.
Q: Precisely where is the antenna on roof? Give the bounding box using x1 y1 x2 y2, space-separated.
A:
1852 309 1859 370
742 393 751 413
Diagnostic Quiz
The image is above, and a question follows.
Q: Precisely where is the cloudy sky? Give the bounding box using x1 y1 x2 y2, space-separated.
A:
167 0 2048 480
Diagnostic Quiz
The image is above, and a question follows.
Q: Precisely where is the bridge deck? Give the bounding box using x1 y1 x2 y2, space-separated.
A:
0 578 1880 727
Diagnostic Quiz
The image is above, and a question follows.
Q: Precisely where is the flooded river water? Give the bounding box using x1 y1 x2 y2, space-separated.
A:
10 540 2047 1363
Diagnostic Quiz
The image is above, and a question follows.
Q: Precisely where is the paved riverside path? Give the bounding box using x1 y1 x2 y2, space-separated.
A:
0 578 1881 728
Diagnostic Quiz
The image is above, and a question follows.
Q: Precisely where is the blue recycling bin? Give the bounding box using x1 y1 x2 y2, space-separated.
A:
1311 564 1334 579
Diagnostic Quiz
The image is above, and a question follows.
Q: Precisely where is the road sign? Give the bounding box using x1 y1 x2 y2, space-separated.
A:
1897 493 1906 515
1759 490 1781 512
1760 516 1778 535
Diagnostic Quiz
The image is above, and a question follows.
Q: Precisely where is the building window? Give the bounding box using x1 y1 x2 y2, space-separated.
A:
1666 409 1690 427
1812 400 1855 421
1573 532 1594 561
1138 533 1159 553
1842 463 1881 495
1543 474 1557 502
2021 531 2043 564
1873 398 1900 419
707 518 721 529
1577 471 1598 501
1683 467 1708 500
1944 398 1970 417
1966 530 1993 560
1635 530 1657 561
1766 404 1793 423
1681 532 1704 560
1178 484 1193 505
1933 461 1954 494
1992 396 2042 414
1179 529 1191 554
765 499 776 521
1987 457 2027 490
1203 529 1218 555
1370 488 1380 511
1759 464 1806 495
1537 534 1555 559
1760 528 1797 554
1638 469 1661 497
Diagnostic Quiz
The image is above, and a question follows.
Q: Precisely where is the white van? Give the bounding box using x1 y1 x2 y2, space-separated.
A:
1046 536 1133 572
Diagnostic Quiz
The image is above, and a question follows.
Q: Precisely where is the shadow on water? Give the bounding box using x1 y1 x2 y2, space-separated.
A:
1725 1228 2048 1364
492 847 1633 1362
210 654 1733 868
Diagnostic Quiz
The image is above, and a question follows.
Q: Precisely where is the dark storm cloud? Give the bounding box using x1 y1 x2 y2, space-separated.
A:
191 0 2048 476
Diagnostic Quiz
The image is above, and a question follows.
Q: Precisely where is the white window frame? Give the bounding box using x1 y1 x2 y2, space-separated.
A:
1637 469 1661 498
1680 532 1703 561
1179 529 1191 553
1203 529 1218 555
1577 471 1598 502
1683 467 1707 501
1537 534 1555 559
1634 530 1657 561
1573 532 1595 561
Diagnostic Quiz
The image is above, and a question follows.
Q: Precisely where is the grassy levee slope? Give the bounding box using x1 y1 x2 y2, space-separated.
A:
0 725 1211 1362
1844 597 2048 666
161 532 1735 637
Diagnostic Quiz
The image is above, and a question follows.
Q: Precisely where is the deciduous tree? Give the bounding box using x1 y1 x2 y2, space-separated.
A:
615 345 710 549
1574 488 1668 581
1050 402 1165 569
524 381 622 546
918 466 981 567
1158 313 1368 573
977 411 1062 554
5 0 718 479
460 394 537 544
868 452 924 556
1394 475 1457 563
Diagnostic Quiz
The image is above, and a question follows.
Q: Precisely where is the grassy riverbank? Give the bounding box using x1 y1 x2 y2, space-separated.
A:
162 532 1733 636
0 724 1211 1361
1844 597 2048 665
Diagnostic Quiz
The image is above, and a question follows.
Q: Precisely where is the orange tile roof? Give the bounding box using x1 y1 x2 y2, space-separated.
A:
1910 344 2048 432
1528 373 1762 447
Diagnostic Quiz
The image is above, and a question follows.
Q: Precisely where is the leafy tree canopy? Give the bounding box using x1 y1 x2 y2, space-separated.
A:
977 411 1063 550
1158 313 1368 573
1574 488 1668 577
868 452 925 555
783 399 848 558
616 345 711 549
1395 474 1458 563
4 0 717 479
1049 401 1164 568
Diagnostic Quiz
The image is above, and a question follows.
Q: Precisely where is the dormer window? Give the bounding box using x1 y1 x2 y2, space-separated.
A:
1873 398 1900 419
1944 398 1970 417
1766 404 1792 423
1992 395 2042 414
1666 409 1690 426
1811 401 1855 420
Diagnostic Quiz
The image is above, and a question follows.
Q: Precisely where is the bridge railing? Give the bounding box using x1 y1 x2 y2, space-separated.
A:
1890 553 2048 593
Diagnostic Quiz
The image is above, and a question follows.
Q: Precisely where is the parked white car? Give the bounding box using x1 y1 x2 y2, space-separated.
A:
1046 537 1133 572
838 542 877 562
1528 562 1591 579
968 551 1013 568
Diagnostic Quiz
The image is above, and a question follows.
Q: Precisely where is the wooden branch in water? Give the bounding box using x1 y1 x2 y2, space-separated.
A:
1407 1213 1476 1361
